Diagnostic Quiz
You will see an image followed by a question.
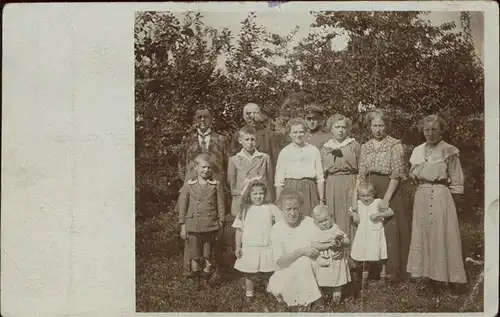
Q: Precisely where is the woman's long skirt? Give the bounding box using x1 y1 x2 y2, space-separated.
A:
406 184 467 283
283 178 319 217
368 174 412 280
325 173 357 243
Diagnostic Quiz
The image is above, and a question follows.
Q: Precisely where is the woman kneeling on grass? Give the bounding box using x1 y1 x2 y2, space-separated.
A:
267 189 330 310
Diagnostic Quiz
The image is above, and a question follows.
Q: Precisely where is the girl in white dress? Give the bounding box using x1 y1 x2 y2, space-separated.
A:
232 179 283 301
310 205 351 304
350 182 394 287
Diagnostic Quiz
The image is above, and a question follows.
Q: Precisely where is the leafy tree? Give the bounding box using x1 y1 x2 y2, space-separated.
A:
223 12 298 128
287 11 483 143
135 11 233 208
135 11 484 218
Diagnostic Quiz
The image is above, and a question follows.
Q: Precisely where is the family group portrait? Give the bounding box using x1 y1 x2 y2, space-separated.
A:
135 9 485 313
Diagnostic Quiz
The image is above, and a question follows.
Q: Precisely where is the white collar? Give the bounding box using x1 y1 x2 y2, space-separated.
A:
197 129 211 136
187 178 217 185
323 137 355 150
409 140 458 165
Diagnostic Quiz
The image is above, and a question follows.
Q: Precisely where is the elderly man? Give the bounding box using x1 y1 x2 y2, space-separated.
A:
230 103 283 200
305 103 331 150
231 103 282 165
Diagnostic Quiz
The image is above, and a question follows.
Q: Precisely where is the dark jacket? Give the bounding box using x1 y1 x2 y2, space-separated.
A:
178 178 226 232
178 130 229 183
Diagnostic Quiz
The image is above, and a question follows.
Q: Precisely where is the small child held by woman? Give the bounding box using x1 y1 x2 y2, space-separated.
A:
350 181 394 287
232 179 283 301
310 205 351 304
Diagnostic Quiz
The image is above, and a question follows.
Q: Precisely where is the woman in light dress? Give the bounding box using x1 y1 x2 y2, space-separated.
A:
406 115 467 293
274 118 326 217
267 189 327 310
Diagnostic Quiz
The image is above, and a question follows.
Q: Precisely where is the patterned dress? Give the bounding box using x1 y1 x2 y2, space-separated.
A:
357 135 411 279
406 141 467 283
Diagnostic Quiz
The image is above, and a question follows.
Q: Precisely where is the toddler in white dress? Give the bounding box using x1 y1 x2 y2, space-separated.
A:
310 205 351 303
350 181 394 286
232 179 282 301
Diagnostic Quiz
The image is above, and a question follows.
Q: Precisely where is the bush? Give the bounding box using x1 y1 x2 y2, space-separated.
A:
135 11 484 221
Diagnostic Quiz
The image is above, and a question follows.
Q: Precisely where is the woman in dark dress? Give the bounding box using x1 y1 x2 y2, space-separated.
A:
354 109 412 282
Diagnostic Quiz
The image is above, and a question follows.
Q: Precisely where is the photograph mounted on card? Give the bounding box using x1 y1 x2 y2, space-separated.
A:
134 6 490 313
1 2 497 317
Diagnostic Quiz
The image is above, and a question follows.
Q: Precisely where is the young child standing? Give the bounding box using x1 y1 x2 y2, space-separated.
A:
232 179 282 301
178 153 225 279
349 181 394 287
228 126 273 218
275 117 325 216
310 205 351 304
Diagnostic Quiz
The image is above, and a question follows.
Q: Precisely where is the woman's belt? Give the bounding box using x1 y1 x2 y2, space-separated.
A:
285 177 316 181
418 179 449 186
325 170 358 176
367 171 390 177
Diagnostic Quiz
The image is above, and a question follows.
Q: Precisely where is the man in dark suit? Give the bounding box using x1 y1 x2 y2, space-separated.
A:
176 108 231 274
178 108 229 184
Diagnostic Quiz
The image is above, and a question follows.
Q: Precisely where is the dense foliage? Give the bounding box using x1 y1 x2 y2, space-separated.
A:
135 11 484 219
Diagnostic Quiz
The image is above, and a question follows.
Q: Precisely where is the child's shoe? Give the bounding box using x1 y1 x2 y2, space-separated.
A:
244 290 255 303
331 292 342 305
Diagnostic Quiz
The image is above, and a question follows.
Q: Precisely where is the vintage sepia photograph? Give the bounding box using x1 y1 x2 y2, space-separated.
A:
134 9 487 313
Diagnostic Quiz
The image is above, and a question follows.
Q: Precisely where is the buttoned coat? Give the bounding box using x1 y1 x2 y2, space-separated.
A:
227 150 274 215
230 124 283 171
178 178 226 233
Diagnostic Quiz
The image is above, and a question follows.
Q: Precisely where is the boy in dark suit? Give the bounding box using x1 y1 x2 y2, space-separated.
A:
178 153 225 279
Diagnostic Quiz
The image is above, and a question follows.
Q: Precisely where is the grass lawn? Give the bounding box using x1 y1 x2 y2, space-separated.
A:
135 200 484 313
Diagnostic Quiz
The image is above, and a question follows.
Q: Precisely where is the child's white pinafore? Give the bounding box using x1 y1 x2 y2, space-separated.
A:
350 198 388 261
312 224 351 287
232 204 282 273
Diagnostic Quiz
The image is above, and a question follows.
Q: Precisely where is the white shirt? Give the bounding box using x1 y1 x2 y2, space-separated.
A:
275 143 325 187
197 129 211 150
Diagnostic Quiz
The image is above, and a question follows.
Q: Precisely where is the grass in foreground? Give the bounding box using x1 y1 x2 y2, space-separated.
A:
136 206 484 313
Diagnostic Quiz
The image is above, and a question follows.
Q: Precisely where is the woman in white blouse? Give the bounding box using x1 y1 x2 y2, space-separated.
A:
275 118 325 216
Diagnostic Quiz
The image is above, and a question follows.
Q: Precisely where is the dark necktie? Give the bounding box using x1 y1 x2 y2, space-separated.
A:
199 133 208 152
